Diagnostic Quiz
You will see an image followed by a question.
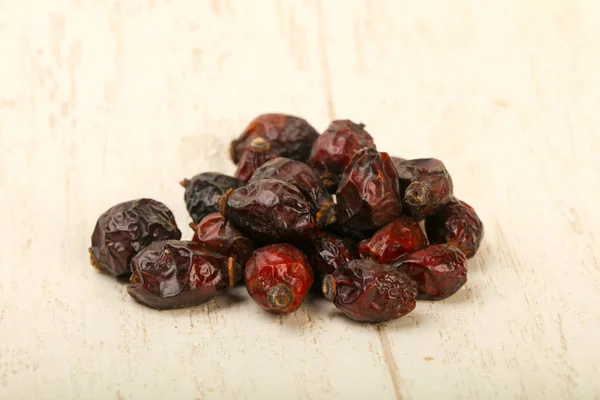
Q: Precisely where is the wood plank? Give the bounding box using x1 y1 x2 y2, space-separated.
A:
0 0 598 399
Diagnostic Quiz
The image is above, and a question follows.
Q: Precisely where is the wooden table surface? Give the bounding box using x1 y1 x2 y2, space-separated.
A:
1 1 598 399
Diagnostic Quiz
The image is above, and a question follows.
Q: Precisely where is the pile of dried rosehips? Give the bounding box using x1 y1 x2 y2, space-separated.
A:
89 114 484 323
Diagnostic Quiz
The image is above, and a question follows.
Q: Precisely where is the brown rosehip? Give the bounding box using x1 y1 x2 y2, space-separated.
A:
181 172 242 224
308 120 376 192
425 199 484 258
245 244 314 314
230 114 319 164
395 158 453 219
249 157 336 226
220 179 316 244
127 240 242 310
89 199 182 277
392 244 467 300
302 232 355 278
359 217 428 264
234 137 278 184
336 147 403 234
322 259 417 323
191 212 256 266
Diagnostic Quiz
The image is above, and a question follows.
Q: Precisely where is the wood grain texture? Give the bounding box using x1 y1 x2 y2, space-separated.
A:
0 0 598 399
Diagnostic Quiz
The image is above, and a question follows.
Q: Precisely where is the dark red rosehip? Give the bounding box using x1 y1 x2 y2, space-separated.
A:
127 240 242 310
302 232 355 278
220 179 316 244
191 212 256 266
181 172 242 224
230 114 319 164
308 120 376 192
89 199 182 277
322 259 417 323
234 137 278 184
395 158 453 219
249 157 336 226
245 244 314 314
425 199 484 258
392 244 467 300
336 148 403 233
358 217 428 264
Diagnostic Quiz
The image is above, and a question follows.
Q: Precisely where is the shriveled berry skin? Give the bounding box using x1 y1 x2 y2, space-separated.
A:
230 114 320 164
249 157 336 226
336 148 403 233
181 172 242 224
308 120 376 192
425 199 483 258
359 217 428 264
322 259 417 323
392 244 467 300
234 138 278 184
245 244 314 314
302 232 354 278
395 158 453 219
220 179 316 244
89 199 182 277
127 240 242 310
191 212 256 266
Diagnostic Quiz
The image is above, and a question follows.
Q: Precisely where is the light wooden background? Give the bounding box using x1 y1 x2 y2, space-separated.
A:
1 1 598 399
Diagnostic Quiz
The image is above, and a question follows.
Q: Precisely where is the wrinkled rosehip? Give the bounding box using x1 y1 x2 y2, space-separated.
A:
220 179 316 244
230 114 319 164
322 259 417 323
392 244 467 300
249 157 336 226
181 172 242 224
191 212 256 266
395 158 453 219
308 120 376 192
336 147 403 233
234 137 278 184
89 199 182 277
425 199 483 258
359 217 428 264
245 244 314 314
302 232 354 278
127 240 242 310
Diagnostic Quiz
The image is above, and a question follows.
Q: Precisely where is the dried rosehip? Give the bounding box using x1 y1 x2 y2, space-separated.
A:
395 158 453 219
181 172 241 224
308 120 376 192
336 147 403 233
302 232 354 278
425 199 483 258
358 217 428 264
392 244 467 300
127 240 242 310
322 259 417 323
89 199 182 277
191 212 256 266
234 137 278 184
245 244 314 314
249 157 336 226
220 179 316 244
230 114 319 164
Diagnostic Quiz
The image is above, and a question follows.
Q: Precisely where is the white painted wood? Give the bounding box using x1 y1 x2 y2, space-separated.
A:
0 0 598 399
